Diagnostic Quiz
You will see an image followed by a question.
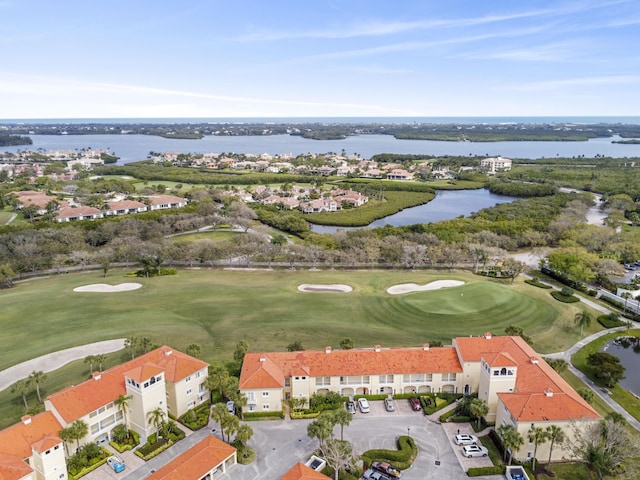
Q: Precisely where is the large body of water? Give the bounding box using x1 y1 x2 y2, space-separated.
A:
602 337 640 397
2 133 640 164
311 189 518 233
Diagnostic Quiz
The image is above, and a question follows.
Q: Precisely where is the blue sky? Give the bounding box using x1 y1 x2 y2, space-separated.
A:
1 0 639 118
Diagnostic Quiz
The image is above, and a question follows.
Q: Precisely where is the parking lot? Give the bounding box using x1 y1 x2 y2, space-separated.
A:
86 400 498 480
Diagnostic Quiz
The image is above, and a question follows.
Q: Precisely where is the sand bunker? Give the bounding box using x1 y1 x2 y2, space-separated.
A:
298 284 353 293
73 283 142 293
387 280 465 295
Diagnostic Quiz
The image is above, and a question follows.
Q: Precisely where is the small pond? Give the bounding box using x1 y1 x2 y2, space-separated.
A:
601 336 640 397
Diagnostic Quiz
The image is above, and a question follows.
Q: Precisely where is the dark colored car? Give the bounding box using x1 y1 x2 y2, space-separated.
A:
345 401 356 414
371 461 402 479
408 397 422 411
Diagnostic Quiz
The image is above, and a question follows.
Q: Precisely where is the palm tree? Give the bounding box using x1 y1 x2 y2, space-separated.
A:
206 366 230 399
84 355 96 374
147 408 166 439
235 424 254 457
58 427 74 455
575 311 593 337
469 398 489 430
70 420 88 451
528 426 549 471
11 378 32 410
497 424 524 465
140 337 152 354
211 403 231 441
307 417 333 448
124 336 138 359
94 354 107 372
29 370 47 403
332 409 353 441
222 415 240 443
114 394 133 433
545 425 566 472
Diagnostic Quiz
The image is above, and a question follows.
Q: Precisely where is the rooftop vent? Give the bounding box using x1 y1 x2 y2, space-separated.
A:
165 349 173 356
325 346 332 354
259 357 266 363
484 332 492 340
423 343 430 351
21 415 32 425
544 389 554 397
530 357 539 364
92 372 101 381
374 345 381 352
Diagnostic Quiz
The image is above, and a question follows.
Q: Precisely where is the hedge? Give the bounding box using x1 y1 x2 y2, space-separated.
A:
179 402 210 430
68 447 111 480
361 436 417 470
467 465 506 477
550 291 580 303
135 438 172 460
243 410 284 420
290 410 321 419
597 315 626 328
525 279 552 289
354 394 389 401
438 409 458 423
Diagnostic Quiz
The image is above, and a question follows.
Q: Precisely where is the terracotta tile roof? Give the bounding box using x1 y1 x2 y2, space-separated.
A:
31 434 63 453
146 195 187 206
240 346 462 389
498 391 600 422
47 346 207 423
281 462 331 480
124 363 165 382
146 436 236 480
0 412 63 460
455 335 599 422
484 352 518 367
0 453 33 480
107 200 146 210
55 206 102 219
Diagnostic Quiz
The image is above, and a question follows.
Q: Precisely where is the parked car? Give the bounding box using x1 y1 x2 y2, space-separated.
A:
358 397 370 413
345 401 357 414
454 433 478 445
462 444 489 457
107 455 126 473
362 469 391 480
384 397 395 412
226 400 235 414
408 397 422 411
371 460 402 479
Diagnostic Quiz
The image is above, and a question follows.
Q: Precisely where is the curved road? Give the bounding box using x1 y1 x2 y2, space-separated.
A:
0 338 125 391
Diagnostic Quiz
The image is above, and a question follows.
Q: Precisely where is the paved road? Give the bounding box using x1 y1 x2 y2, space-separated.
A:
0 339 125 390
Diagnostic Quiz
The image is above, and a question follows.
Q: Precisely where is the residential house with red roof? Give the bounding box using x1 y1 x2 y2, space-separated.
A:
0 412 67 480
105 200 147 216
45 346 208 445
146 436 236 480
281 462 331 480
240 335 600 463
145 195 188 211
55 206 103 223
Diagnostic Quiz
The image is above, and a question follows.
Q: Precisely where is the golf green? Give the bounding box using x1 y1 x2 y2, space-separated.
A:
0 269 597 370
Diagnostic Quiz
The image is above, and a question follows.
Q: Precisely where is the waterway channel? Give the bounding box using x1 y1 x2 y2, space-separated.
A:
602 337 640 397
310 189 518 233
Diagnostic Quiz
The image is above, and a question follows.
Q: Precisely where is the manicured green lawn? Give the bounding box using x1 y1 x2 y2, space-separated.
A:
132 180 198 192
0 270 600 373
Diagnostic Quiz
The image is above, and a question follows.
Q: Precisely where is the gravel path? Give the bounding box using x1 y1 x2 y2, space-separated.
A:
0 338 126 391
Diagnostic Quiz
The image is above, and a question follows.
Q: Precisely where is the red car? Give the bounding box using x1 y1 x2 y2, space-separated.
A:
408 397 422 411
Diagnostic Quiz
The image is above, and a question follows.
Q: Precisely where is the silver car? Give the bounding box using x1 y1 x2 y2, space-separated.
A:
462 444 488 457
358 397 370 413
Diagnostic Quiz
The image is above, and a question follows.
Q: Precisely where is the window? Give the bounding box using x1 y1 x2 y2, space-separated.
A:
144 382 149 388
90 423 99 434
379 374 394 384
187 389 192 395
315 376 331 386
196 371 201 378
285 378 291 387
262 404 269 410
247 392 255 402
442 373 456 382
188 401 195 408
185 376 191 382
248 405 255 412
262 391 269 397
150 376 156 385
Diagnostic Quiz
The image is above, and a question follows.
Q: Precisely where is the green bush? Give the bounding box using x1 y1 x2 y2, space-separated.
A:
449 415 472 423
525 279 552 289
439 409 458 422
361 436 417 470
467 465 506 476
243 410 284 420
598 314 626 328
179 402 210 430
354 394 389 401
551 291 580 303
290 410 321 419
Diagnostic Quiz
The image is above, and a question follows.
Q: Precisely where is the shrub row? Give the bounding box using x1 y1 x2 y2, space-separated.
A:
361 436 417 471
243 410 284 420
135 438 171 459
550 291 580 303
179 402 210 430
354 394 390 401
290 410 321 419
467 465 506 477
525 279 552 289
599 296 640 321
598 315 627 328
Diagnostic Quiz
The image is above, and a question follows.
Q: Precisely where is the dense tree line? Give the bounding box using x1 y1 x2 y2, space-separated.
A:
0 134 32 146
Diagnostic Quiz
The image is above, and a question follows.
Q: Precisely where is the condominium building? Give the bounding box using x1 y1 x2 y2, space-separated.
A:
240 334 600 463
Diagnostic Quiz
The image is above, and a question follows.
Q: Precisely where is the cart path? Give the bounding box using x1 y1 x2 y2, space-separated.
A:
0 338 125 391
